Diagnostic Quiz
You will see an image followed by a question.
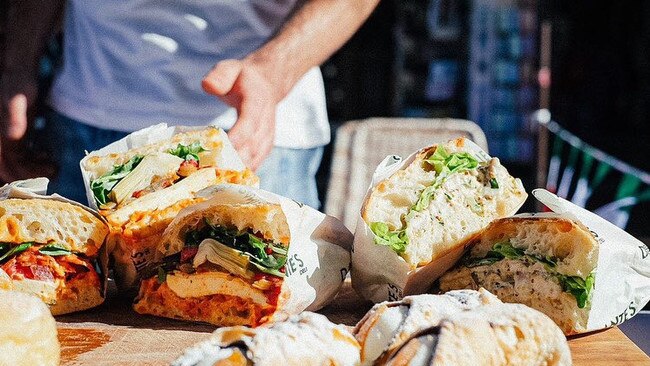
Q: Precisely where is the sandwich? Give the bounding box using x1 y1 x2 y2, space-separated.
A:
353 137 527 300
81 127 259 290
0 198 109 315
133 187 292 326
0 290 60 366
438 215 599 335
172 312 360 366
354 289 570 366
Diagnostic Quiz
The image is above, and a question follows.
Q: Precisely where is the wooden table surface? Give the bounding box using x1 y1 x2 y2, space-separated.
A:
57 282 650 365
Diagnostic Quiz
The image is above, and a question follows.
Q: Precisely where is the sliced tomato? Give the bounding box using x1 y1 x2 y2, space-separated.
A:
180 246 199 263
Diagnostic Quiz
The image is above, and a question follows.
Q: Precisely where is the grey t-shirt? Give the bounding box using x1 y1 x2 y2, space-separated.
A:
50 0 330 148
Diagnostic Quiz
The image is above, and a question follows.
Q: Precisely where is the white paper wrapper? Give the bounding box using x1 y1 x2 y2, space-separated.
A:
80 123 245 210
78 124 252 292
187 184 353 315
528 189 650 331
351 141 492 303
0 178 109 301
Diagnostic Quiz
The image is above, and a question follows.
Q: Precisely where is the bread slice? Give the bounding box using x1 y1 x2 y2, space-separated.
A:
159 199 290 257
82 127 225 180
0 199 108 256
0 290 60 366
171 312 360 366
438 216 599 335
362 137 527 269
384 302 571 366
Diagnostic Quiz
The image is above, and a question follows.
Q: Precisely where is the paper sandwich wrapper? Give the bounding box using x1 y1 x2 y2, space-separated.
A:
0 178 109 304
527 189 650 331
79 124 253 292
351 140 493 303
190 184 353 315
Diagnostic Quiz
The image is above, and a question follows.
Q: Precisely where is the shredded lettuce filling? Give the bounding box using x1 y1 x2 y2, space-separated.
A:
0 242 72 264
167 142 207 162
370 146 481 255
462 241 595 308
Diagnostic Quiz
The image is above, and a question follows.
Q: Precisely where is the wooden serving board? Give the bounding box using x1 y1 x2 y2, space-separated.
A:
57 282 650 365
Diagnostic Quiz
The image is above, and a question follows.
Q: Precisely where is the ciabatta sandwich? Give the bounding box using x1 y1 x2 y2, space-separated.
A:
134 192 290 326
172 312 360 366
438 215 599 335
81 127 258 291
0 198 109 315
353 137 527 301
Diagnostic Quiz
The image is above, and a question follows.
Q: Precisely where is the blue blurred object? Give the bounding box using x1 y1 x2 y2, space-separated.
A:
619 311 650 356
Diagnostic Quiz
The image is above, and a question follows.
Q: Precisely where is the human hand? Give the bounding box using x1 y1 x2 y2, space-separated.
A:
0 74 55 183
202 59 278 171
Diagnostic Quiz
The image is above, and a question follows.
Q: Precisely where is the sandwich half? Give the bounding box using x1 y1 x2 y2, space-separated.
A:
82 127 259 290
0 198 109 315
134 194 291 326
438 215 599 335
362 137 526 270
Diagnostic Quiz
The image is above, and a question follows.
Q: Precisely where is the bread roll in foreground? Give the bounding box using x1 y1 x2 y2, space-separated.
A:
354 289 570 366
172 312 360 366
439 215 598 335
0 290 60 366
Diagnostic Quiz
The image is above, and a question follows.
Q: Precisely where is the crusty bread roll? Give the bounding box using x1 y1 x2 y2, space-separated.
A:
439 215 599 335
172 312 360 366
354 289 570 366
354 289 501 365
384 302 571 366
83 127 225 179
0 290 60 366
0 198 108 256
362 137 527 269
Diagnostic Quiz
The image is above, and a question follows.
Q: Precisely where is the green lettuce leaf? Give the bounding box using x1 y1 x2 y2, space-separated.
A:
369 222 408 254
0 242 33 263
557 273 595 309
167 142 206 161
38 244 72 256
90 155 144 205
412 146 480 212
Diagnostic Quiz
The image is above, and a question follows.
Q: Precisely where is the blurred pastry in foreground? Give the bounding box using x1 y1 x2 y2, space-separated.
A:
172 312 360 366
439 215 598 335
0 290 60 366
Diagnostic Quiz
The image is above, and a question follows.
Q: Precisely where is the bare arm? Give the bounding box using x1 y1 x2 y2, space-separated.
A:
0 0 63 182
203 0 380 170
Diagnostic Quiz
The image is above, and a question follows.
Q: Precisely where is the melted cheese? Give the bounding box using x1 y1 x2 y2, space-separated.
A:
166 271 268 306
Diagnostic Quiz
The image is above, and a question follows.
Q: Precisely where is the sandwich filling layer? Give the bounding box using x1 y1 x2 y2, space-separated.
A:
0 243 101 305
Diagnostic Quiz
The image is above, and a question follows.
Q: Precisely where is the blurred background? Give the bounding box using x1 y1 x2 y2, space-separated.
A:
2 0 649 239
319 0 650 240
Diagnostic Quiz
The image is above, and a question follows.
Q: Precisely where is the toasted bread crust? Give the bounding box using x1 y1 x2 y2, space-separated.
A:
0 199 108 256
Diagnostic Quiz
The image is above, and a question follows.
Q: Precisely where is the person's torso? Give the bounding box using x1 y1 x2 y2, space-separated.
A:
50 0 330 147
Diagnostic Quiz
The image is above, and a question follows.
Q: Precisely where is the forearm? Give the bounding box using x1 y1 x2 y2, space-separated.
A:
245 0 380 101
2 0 64 80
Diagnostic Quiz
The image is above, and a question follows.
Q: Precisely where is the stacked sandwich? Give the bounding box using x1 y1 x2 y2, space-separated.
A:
81 127 259 290
353 137 527 301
